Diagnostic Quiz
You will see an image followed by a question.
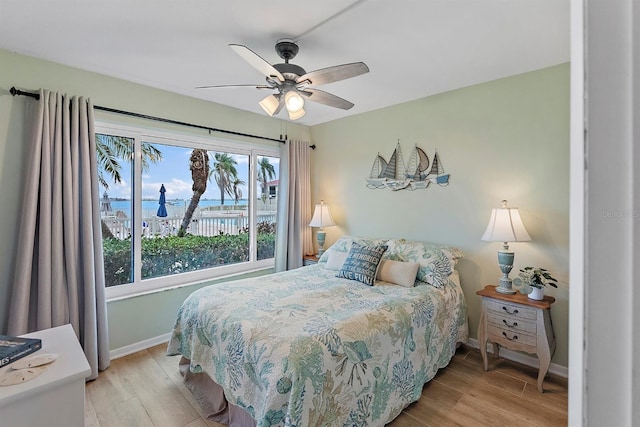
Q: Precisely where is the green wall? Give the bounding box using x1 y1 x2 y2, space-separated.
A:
0 49 308 349
310 63 570 367
0 49 569 367
107 269 272 350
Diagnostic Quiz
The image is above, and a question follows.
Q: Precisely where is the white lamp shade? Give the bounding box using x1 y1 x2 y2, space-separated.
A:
309 202 335 228
288 107 306 120
259 94 281 116
285 90 304 113
481 205 531 243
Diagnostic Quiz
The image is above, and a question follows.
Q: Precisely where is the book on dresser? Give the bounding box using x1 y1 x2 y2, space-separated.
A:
0 335 42 367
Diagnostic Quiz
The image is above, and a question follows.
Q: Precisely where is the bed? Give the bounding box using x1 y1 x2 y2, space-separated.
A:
167 236 469 426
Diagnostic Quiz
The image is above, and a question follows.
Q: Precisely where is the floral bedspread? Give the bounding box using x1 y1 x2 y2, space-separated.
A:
167 265 468 427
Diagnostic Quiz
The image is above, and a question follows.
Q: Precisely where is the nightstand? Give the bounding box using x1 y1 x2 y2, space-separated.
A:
303 254 320 266
476 285 556 392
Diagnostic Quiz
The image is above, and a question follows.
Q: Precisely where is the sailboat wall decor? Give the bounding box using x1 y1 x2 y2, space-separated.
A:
366 141 450 191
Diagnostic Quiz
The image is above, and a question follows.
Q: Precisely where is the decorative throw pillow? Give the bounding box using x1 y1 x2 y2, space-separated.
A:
336 243 388 286
376 259 421 287
385 240 463 288
318 235 393 264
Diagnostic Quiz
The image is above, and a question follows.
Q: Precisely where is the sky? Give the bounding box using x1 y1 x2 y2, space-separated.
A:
102 143 279 201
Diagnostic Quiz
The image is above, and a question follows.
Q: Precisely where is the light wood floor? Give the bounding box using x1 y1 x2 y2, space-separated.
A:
85 344 567 427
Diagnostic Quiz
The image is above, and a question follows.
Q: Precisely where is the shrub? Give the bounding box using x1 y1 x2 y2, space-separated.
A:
103 232 276 287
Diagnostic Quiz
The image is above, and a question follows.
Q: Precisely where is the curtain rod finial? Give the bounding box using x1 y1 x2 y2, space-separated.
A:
9 86 40 100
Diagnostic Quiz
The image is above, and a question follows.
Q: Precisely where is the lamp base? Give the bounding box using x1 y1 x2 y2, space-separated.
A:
495 250 516 294
495 278 516 294
316 230 326 257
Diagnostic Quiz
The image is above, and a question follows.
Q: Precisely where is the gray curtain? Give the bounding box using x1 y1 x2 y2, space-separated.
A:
8 89 110 380
275 139 313 271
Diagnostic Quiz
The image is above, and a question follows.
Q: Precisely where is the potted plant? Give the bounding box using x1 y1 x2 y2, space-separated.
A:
513 267 558 300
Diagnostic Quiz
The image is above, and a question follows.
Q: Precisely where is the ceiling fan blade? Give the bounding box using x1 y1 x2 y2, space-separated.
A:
297 62 369 86
195 84 272 89
300 88 355 110
229 44 285 82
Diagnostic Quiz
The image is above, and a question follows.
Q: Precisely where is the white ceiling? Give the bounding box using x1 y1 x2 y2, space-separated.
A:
0 0 569 126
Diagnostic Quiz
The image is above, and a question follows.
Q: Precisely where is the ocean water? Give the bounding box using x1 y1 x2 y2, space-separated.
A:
107 199 248 218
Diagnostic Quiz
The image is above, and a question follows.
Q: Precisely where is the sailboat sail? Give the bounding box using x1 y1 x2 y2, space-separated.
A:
369 154 387 178
427 151 450 186
380 143 407 179
417 147 429 175
380 149 397 179
366 153 389 188
379 143 409 190
396 145 407 180
428 152 442 175
405 145 430 180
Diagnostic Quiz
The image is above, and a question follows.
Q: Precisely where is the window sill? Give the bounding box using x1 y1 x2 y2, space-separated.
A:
106 260 275 302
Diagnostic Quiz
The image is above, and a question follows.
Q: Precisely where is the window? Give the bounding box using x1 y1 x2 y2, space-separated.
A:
257 155 279 260
96 124 280 299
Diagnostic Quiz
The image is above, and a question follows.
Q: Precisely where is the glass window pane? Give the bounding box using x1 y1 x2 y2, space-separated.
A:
257 155 279 260
98 123 280 297
140 144 251 279
97 133 134 288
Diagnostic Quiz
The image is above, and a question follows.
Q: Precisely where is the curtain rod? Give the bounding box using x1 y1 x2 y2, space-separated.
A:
10 86 295 145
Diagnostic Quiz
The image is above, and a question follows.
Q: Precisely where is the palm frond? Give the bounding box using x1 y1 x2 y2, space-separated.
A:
258 157 276 194
95 134 163 190
96 139 123 186
210 152 240 204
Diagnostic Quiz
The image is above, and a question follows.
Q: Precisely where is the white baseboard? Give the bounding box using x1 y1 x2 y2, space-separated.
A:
110 333 172 360
466 338 568 379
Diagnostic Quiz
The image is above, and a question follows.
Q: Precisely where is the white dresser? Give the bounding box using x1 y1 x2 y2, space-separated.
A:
0 324 91 427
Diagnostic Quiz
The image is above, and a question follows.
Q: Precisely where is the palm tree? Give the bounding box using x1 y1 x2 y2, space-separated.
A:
178 149 209 237
210 153 238 206
257 157 276 198
232 177 246 204
96 134 162 239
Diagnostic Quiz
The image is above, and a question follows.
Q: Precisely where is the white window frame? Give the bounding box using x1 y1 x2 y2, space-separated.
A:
95 122 281 300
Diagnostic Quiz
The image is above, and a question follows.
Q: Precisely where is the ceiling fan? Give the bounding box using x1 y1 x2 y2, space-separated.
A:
197 39 369 120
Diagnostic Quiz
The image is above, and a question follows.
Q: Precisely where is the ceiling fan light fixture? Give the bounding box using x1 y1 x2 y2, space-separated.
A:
259 94 281 116
288 107 306 121
284 90 304 113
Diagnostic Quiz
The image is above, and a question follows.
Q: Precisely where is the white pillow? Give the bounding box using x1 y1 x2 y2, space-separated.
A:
324 251 348 271
376 259 420 287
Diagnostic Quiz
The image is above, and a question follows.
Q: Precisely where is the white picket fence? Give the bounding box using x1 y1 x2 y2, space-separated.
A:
102 211 276 239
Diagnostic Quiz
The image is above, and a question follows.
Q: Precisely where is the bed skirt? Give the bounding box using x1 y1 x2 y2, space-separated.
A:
179 357 256 427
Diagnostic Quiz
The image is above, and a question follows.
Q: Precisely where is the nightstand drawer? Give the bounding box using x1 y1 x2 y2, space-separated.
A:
486 299 537 320
487 312 537 334
487 324 538 348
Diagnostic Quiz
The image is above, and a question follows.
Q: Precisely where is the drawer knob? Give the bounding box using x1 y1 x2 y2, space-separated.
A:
503 319 518 328
502 331 518 341
502 306 519 315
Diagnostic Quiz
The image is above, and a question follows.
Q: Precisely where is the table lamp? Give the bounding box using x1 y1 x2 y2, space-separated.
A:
309 200 335 256
481 200 531 294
